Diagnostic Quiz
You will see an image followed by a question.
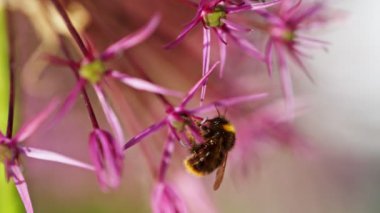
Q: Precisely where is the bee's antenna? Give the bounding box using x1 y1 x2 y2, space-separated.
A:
223 107 228 117
201 117 208 125
214 105 221 117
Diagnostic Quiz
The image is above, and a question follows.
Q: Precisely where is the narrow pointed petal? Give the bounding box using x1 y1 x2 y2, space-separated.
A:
123 119 167 150
151 182 188 213
223 19 252 32
180 61 220 108
200 28 211 104
10 165 33 213
109 70 183 97
291 3 323 25
22 147 94 171
202 28 211 77
52 79 85 127
90 129 123 190
229 33 265 61
94 85 125 146
189 93 268 114
158 134 175 181
218 31 227 78
14 100 59 142
287 47 315 83
45 54 80 69
173 172 217 213
101 13 161 60
280 0 302 17
265 39 274 76
167 125 182 143
164 16 202 49
171 127 192 147
296 35 330 46
277 45 295 119
226 0 281 13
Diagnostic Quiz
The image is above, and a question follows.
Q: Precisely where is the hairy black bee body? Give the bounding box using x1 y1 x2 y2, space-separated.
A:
200 117 235 151
184 117 235 177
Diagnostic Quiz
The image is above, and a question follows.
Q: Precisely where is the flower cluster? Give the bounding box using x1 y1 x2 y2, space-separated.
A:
0 0 336 212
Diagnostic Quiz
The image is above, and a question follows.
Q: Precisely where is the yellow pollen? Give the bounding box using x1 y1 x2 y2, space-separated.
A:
222 123 236 133
0 144 12 162
203 6 226 28
184 158 206 177
79 59 106 84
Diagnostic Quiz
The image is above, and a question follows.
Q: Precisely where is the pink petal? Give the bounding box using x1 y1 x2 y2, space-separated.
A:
10 165 34 213
169 125 191 147
226 0 281 14
101 13 161 60
200 28 211 104
158 134 175 181
151 182 188 213
94 85 125 146
276 45 295 119
265 39 274 76
218 30 227 78
180 61 220 108
164 15 202 49
189 93 268 114
291 3 323 25
229 33 265 61
287 47 315 83
51 79 85 127
280 0 302 17
296 35 330 46
123 119 167 150
22 147 94 171
45 54 80 68
173 172 217 213
223 19 252 32
14 100 59 142
109 70 183 97
89 129 123 190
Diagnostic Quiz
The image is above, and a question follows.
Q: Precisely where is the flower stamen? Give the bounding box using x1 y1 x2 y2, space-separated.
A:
203 5 227 28
79 59 106 84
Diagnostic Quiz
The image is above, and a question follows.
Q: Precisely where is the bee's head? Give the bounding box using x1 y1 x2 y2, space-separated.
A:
201 116 235 136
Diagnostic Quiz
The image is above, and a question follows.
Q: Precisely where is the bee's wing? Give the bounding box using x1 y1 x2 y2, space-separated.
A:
213 152 227 191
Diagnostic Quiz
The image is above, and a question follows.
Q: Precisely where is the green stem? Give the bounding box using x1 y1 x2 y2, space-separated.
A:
0 4 22 213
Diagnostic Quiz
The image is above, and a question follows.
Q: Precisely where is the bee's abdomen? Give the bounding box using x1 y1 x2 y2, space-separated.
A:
222 132 235 151
184 149 225 176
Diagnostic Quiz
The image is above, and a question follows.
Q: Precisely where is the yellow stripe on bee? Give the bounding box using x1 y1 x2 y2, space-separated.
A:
223 123 236 133
184 158 206 177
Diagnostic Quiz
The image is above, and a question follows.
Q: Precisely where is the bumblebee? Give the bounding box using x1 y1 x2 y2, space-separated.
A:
184 116 236 190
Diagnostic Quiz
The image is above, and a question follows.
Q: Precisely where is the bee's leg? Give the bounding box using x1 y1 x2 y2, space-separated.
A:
201 117 208 125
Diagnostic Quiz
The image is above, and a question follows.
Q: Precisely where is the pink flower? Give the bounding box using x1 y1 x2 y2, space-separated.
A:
122 62 267 209
166 0 279 102
151 182 188 213
0 101 94 213
172 172 217 213
231 99 313 176
123 62 267 152
258 0 330 114
49 0 182 146
89 128 123 191
49 1 184 190
51 13 181 141
151 134 188 213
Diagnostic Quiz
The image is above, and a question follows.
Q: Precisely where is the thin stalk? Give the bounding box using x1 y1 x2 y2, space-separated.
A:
6 45 14 138
0 4 22 213
59 36 100 128
50 0 89 57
